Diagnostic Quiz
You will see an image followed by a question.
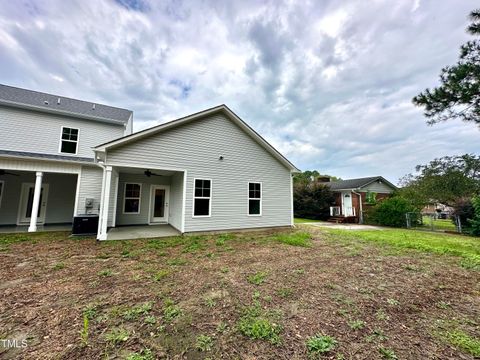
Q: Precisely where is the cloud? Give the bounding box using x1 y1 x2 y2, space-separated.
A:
0 0 479 184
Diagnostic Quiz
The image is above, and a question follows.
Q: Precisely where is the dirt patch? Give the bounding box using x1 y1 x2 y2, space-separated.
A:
0 229 479 359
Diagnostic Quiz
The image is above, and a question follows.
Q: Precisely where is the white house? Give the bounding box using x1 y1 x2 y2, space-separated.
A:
0 84 299 240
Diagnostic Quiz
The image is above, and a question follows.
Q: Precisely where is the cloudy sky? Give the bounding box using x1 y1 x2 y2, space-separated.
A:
1 0 479 183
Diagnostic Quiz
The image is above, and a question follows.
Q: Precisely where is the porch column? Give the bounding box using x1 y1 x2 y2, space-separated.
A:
28 171 43 232
98 166 112 241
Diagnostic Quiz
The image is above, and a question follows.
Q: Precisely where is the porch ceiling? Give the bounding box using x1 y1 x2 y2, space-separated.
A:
115 166 177 176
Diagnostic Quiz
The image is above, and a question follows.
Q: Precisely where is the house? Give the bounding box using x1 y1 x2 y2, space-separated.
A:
0 84 299 240
325 176 397 223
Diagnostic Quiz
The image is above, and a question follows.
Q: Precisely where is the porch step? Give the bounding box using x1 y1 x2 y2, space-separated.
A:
328 216 357 224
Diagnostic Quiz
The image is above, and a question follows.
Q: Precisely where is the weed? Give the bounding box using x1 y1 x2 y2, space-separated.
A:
96 253 111 259
248 271 268 285
123 302 153 320
163 299 182 322
366 329 388 342
53 262 65 270
167 258 188 266
83 304 97 320
277 288 293 298
386 298 399 306
105 327 129 344
182 238 206 253
379 347 397 359
216 322 228 333
437 301 451 309
220 267 229 273
98 269 113 277
237 304 282 344
348 319 365 330
79 314 89 346
126 348 154 360
152 269 170 281
274 232 311 247
441 329 480 356
144 315 157 325
195 334 213 351
216 233 235 246
376 309 390 321
204 297 216 308
306 334 337 356
293 268 305 275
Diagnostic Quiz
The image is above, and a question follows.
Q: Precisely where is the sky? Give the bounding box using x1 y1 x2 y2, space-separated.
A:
0 0 479 183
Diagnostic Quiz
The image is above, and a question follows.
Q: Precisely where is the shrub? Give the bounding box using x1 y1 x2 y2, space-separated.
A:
453 197 474 233
294 182 335 220
366 197 417 227
468 196 480 236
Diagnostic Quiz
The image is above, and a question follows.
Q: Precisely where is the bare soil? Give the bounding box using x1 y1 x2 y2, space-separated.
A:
0 228 478 359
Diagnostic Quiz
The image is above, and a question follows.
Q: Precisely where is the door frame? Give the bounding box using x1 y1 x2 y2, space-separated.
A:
341 191 353 217
17 182 50 225
149 185 170 224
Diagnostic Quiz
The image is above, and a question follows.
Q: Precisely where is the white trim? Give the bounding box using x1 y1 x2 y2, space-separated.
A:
181 170 187 232
98 166 112 240
73 168 82 216
111 172 119 227
94 161 186 173
192 178 212 218
290 173 294 226
0 180 4 209
58 126 80 155
17 181 49 226
122 182 142 214
148 185 170 224
247 181 262 216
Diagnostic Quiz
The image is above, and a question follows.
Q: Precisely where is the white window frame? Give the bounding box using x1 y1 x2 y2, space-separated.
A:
123 182 142 214
248 181 262 216
192 178 212 218
59 126 80 155
0 180 4 208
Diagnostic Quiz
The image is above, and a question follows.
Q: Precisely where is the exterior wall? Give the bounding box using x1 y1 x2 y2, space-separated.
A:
361 181 395 194
106 114 292 232
168 172 184 231
76 165 103 215
0 171 77 225
115 173 173 226
0 106 125 159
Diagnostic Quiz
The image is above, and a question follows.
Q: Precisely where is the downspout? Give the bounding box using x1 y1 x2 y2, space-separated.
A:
352 189 363 224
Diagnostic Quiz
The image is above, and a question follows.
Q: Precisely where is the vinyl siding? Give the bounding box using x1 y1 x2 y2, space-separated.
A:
0 171 77 225
106 114 292 232
76 166 103 215
0 106 125 159
169 172 184 231
361 181 395 194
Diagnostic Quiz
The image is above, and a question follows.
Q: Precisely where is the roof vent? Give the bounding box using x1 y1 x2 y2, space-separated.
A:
44 100 49 105
57 98 61 105
92 103 96 110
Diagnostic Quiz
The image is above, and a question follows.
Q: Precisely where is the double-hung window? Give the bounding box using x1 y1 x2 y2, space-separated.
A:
248 182 262 216
124 183 141 214
193 179 211 217
59 127 79 154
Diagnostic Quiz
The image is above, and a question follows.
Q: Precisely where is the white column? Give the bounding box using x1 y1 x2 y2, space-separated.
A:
97 166 112 240
28 171 43 232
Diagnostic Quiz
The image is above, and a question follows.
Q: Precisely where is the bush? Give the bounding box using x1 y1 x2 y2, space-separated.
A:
468 196 480 236
294 183 335 220
366 197 417 227
453 197 475 234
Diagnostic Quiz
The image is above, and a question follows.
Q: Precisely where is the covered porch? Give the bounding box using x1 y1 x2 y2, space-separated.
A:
98 165 186 240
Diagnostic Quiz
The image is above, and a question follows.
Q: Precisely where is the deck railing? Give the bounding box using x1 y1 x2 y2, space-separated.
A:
330 206 341 216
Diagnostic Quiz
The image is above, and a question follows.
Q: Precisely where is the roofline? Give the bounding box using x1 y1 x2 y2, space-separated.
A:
329 176 398 191
0 99 129 126
0 151 95 165
94 104 300 172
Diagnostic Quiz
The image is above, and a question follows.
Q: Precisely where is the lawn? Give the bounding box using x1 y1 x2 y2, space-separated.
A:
294 217 325 223
0 228 479 359
421 216 457 232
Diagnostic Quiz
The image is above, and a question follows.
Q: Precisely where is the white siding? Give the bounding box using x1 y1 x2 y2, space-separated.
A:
168 172 184 231
362 181 395 194
0 107 125 159
107 114 292 232
76 166 103 215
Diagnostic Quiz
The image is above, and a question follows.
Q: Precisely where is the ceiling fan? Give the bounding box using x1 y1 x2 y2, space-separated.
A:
144 169 162 177
0 170 19 177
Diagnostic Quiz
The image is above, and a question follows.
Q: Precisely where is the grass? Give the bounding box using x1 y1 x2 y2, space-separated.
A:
195 334 213 351
294 218 325 223
105 327 129 344
274 232 311 247
163 299 182 323
237 304 282 345
323 228 480 269
126 348 155 360
306 334 337 356
247 271 268 285
421 216 457 231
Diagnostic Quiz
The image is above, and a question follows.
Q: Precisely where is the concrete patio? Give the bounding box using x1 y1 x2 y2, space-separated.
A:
106 224 181 240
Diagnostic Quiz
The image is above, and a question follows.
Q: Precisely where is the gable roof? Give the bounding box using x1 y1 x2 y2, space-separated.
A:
0 84 132 125
94 104 300 172
327 176 397 191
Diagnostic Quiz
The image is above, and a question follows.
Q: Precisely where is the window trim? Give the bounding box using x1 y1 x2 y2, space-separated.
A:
123 182 142 215
58 126 80 155
247 181 262 216
192 178 212 218
0 180 4 209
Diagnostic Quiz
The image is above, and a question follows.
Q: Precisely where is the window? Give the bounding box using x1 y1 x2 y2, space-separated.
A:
248 182 262 216
193 179 211 217
366 191 377 205
59 127 79 154
124 183 141 214
0 180 3 208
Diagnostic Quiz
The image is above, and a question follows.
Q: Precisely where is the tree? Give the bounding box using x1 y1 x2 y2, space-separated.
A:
413 9 480 126
293 170 341 185
399 154 480 206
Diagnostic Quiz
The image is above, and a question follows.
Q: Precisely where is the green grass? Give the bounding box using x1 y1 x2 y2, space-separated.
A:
439 328 480 356
421 216 457 231
274 232 312 247
294 218 324 223
248 271 268 285
237 304 282 344
195 334 213 351
324 228 480 269
306 334 337 356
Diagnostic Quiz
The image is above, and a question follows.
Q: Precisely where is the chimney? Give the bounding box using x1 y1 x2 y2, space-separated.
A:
317 176 331 183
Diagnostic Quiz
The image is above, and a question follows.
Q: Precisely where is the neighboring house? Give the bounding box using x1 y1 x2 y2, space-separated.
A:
422 202 454 218
0 84 299 240
325 176 397 223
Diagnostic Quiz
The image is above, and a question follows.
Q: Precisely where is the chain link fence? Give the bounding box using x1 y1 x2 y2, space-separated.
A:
406 212 462 233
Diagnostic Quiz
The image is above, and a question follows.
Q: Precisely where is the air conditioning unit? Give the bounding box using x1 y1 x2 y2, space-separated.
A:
72 215 99 235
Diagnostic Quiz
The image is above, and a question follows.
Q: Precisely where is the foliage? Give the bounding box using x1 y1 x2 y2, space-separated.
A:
365 191 377 205
247 271 268 285
294 181 335 220
305 334 337 356
379 347 398 359
366 197 417 227
79 314 89 346
468 196 480 235
195 335 213 351
413 10 480 126
237 304 282 344
163 299 182 322
126 349 155 360
274 232 312 247
399 154 480 207
105 327 129 344
293 170 340 185
442 329 480 356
